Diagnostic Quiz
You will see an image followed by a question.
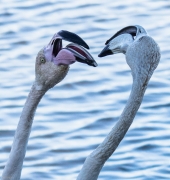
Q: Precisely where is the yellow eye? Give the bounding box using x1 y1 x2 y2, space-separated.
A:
40 57 46 64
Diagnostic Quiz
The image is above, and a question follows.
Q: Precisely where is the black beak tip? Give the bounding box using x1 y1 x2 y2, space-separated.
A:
98 46 113 58
86 59 98 67
105 40 109 45
84 44 90 50
58 30 90 49
92 61 98 67
98 52 104 57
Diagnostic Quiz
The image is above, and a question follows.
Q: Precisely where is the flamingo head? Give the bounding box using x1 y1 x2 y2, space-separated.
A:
35 30 97 91
98 25 160 82
98 25 148 57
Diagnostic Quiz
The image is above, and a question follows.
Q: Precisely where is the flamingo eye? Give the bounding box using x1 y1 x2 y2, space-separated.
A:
40 57 46 64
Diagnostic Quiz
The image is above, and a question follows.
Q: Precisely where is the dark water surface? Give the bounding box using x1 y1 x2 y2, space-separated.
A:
0 0 170 179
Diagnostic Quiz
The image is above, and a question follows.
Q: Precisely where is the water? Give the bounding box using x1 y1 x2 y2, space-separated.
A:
0 0 170 179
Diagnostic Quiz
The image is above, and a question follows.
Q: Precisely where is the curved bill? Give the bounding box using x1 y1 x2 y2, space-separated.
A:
105 26 137 45
58 30 89 49
65 43 98 67
99 28 135 57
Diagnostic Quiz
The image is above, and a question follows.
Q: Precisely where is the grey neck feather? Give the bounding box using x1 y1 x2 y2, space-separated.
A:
77 77 148 180
2 84 46 180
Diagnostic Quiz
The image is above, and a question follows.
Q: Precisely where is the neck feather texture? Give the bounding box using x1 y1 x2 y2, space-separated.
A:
77 78 148 180
2 84 46 180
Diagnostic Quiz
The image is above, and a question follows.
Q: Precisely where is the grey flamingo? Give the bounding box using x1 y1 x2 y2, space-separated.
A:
2 30 97 180
77 25 160 180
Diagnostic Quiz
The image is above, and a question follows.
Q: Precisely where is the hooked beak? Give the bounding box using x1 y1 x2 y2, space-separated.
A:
65 43 98 67
98 26 140 57
45 30 97 67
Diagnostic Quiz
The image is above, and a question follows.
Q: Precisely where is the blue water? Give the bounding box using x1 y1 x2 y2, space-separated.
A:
0 0 170 179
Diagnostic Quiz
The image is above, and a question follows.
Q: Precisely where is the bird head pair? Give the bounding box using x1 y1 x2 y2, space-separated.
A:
35 25 160 91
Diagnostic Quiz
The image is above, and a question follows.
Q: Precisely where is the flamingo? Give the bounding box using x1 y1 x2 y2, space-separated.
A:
1 30 97 180
77 25 160 180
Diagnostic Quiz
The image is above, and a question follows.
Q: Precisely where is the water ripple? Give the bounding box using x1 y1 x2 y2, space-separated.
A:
0 0 170 179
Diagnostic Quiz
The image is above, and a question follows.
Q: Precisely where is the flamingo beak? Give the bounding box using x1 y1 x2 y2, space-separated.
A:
45 30 97 67
65 43 98 67
57 30 89 49
98 44 113 57
98 26 136 57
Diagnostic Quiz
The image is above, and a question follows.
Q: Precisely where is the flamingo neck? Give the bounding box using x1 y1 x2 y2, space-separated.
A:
2 84 46 180
77 78 148 180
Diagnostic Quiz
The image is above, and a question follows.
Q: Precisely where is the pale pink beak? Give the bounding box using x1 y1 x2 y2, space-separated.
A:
44 30 97 67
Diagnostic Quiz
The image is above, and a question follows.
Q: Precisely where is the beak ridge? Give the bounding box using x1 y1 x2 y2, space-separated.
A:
57 30 89 49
